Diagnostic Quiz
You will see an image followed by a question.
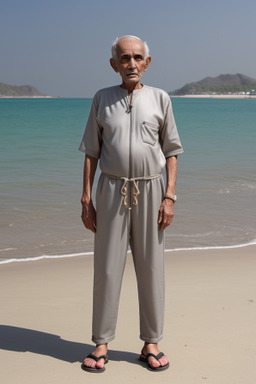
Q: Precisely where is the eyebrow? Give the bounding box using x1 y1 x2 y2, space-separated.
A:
120 54 144 59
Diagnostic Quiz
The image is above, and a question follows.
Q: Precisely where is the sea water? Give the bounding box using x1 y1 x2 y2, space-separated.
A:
0 97 256 263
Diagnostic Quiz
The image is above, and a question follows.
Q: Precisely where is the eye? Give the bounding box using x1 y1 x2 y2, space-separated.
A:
120 55 130 63
134 55 143 61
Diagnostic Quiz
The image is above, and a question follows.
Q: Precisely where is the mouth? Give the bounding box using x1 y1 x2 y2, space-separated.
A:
126 73 138 78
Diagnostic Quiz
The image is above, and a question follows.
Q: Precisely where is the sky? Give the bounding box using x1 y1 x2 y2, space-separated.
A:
1 0 256 97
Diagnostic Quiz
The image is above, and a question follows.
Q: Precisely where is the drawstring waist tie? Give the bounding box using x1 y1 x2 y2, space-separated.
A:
102 173 161 206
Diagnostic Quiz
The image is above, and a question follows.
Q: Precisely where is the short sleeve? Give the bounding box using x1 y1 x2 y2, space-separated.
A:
78 97 102 159
160 98 184 158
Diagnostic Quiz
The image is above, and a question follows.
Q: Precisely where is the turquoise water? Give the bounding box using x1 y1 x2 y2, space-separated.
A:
1 97 256 263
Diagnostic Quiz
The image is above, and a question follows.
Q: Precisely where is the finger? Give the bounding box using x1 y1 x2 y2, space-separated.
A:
87 217 96 233
160 219 167 231
81 214 95 233
160 212 173 231
94 214 97 230
159 214 167 231
158 207 163 224
92 219 96 233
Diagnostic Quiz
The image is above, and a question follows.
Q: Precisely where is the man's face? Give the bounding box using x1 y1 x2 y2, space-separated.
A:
110 38 151 90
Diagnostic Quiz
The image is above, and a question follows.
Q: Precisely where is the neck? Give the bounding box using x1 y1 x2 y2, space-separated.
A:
121 82 143 93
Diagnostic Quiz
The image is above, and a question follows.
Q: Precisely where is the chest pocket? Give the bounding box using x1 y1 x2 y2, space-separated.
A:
141 121 160 146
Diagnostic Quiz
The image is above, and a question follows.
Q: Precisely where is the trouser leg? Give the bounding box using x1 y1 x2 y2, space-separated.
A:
92 175 129 344
130 177 165 343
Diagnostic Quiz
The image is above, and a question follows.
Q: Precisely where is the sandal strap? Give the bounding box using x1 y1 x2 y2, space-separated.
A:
145 352 164 361
87 353 108 362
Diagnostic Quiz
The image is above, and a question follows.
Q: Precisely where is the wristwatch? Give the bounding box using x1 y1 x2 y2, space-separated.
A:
164 193 177 203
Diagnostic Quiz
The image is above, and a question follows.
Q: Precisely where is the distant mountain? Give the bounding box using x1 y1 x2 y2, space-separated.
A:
169 74 256 95
0 82 49 97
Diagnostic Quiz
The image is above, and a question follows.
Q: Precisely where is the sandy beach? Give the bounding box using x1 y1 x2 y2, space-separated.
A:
1 245 255 384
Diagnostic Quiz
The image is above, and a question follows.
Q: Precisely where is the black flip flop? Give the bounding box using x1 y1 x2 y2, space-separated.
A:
139 352 169 371
81 353 108 373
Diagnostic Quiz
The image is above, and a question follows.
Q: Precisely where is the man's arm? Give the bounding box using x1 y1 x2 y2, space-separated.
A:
158 156 177 231
81 154 98 233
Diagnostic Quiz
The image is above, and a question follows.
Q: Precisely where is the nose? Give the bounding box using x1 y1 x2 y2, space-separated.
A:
128 58 136 69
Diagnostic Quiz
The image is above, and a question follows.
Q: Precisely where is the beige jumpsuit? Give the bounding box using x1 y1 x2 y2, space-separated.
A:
79 85 183 344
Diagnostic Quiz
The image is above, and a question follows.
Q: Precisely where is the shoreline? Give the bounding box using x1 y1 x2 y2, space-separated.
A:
1 240 256 265
0 95 57 99
2 95 256 99
171 94 256 99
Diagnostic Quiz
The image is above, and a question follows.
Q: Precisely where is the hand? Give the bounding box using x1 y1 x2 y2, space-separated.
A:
81 200 97 233
158 198 174 231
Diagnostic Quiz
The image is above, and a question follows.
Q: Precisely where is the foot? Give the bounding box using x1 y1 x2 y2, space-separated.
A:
141 343 169 370
83 344 108 371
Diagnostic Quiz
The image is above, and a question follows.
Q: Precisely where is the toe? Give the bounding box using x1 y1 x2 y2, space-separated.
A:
83 357 96 369
158 355 169 367
148 356 161 369
96 358 105 369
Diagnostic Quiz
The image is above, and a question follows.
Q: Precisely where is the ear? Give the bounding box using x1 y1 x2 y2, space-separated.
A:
144 56 151 72
110 58 119 73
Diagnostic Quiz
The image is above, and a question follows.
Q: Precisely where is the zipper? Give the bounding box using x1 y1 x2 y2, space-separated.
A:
128 91 133 209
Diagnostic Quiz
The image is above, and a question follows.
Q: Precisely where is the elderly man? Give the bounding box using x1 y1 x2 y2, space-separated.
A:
79 35 183 373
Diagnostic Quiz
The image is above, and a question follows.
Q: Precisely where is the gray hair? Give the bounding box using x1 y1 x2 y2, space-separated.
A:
111 35 150 61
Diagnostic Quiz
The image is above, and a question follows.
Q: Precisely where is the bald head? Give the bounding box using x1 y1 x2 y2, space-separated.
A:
111 35 150 61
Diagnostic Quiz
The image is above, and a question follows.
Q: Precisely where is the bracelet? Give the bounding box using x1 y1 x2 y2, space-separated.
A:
164 193 177 203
